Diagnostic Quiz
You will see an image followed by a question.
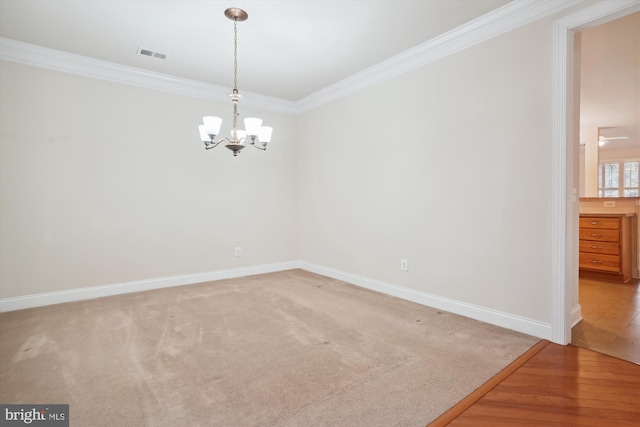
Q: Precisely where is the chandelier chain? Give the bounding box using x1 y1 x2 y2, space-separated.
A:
233 18 238 92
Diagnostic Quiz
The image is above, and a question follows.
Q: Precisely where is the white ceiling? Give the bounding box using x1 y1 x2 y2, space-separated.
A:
0 0 511 101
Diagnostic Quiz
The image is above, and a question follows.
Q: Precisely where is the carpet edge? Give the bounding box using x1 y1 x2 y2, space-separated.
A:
427 339 551 426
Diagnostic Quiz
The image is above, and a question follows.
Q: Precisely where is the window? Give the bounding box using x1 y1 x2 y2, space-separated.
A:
623 162 639 197
598 160 639 197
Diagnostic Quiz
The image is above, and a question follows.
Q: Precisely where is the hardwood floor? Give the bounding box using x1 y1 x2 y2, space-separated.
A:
430 340 640 426
572 278 640 364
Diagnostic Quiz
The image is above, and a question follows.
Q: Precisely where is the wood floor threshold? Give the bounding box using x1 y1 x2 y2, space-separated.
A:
427 339 550 427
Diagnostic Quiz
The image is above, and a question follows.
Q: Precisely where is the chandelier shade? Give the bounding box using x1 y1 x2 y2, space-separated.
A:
197 7 272 157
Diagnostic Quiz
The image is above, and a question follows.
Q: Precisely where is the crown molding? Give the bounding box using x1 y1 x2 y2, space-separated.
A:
1 0 583 115
0 37 298 115
556 0 639 28
294 0 583 113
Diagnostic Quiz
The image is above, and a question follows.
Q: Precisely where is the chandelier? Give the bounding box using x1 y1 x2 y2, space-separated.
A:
198 8 273 157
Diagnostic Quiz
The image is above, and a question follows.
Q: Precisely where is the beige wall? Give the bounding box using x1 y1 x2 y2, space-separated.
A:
297 17 557 323
580 12 639 133
0 61 298 298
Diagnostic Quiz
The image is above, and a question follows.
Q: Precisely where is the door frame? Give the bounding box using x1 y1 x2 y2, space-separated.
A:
551 0 640 344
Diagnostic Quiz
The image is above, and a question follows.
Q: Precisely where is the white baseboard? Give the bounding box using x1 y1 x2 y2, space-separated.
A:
571 304 583 328
0 260 553 341
0 261 300 312
299 262 552 340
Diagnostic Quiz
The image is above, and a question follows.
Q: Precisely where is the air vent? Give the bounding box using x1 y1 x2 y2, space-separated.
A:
137 47 167 60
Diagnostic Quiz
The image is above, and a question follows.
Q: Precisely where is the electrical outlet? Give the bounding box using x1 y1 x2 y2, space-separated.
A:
400 259 408 272
235 247 242 257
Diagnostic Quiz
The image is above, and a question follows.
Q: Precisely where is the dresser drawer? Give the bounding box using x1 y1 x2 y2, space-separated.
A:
579 217 620 230
579 240 620 255
578 214 634 283
579 253 621 273
579 228 620 242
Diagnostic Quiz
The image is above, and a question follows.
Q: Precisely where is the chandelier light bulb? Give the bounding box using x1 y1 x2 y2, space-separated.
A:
258 126 273 144
244 117 262 135
202 116 222 136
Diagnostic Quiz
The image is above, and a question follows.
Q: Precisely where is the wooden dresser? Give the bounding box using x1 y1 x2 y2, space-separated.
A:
579 214 634 283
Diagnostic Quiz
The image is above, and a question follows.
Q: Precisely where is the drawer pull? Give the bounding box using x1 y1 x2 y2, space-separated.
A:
590 260 603 264
590 221 601 225
590 246 602 249
590 233 602 237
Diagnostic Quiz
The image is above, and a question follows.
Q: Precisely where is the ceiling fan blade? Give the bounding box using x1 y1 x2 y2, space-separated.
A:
599 136 629 140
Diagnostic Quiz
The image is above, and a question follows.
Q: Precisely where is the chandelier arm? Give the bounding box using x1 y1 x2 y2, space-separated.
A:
204 137 231 150
249 141 267 151
242 134 267 149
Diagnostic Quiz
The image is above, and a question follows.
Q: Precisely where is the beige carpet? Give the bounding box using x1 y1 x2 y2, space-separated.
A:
0 269 539 426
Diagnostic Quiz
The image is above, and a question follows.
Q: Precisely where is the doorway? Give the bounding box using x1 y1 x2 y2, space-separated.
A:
571 12 640 364
552 1 640 348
